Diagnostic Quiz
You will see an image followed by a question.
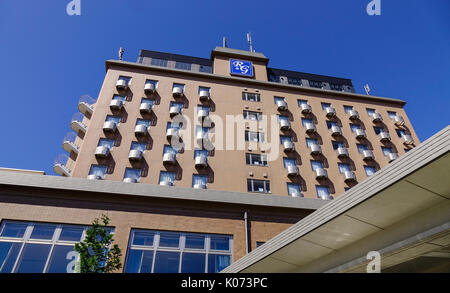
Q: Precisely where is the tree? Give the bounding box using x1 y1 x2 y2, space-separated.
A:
74 214 122 273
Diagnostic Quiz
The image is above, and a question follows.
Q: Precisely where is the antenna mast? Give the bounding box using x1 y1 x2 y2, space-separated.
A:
247 33 254 52
118 47 124 61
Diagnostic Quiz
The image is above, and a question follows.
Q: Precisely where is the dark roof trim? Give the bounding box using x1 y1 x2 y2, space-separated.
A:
139 49 212 67
211 47 269 64
267 68 353 86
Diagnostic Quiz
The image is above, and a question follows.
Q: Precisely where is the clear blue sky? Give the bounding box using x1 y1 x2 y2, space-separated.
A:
0 0 449 174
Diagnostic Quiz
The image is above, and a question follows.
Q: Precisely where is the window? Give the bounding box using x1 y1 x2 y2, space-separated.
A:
163 145 178 156
167 121 181 131
141 98 155 108
256 242 265 248
344 105 354 114
88 165 107 179
321 102 331 110
268 75 280 82
105 115 121 124
382 147 393 156
316 186 331 199
175 61 191 71
124 230 232 273
192 175 208 188
196 126 209 138
172 83 185 91
311 160 324 171
280 135 292 144
118 76 131 85
145 79 158 88
159 171 176 185
366 108 376 116
112 94 126 103
332 141 345 150
330 83 343 91
98 138 114 150
373 127 384 135
350 123 361 132
364 166 377 176
136 119 151 128
283 158 296 168
243 110 262 121
301 118 313 127
287 77 303 86
151 58 168 67
131 141 146 152
247 179 271 193
287 183 301 196
242 92 260 102
326 121 338 129
306 138 318 148
246 153 268 166
274 96 285 104
297 99 308 106
309 80 322 88
198 86 210 94
197 105 210 116
277 115 289 123
245 131 265 143
124 168 141 182
357 144 369 153
170 101 184 111
0 221 108 273
387 111 397 119
194 149 208 159
396 129 407 138
338 163 351 173
199 65 213 73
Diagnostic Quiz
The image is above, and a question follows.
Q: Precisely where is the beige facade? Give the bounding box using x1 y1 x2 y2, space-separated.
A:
62 47 419 200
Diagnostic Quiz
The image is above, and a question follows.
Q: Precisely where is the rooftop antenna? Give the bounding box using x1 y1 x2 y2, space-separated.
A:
118 47 124 61
223 37 228 48
364 84 371 95
247 32 254 52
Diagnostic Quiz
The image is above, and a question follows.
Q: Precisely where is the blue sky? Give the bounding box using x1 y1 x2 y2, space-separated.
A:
0 0 449 174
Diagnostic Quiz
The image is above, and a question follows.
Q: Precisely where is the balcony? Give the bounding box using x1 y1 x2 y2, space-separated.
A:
318 193 333 200
172 87 184 98
166 128 179 140
140 102 153 114
309 144 322 156
144 83 155 95
71 113 87 134
362 150 375 161
300 103 312 114
343 171 357 183
159 180 174 186
283 141 295 152
401 134 414 145
287 165 299 176
87 174 103 180
348 109 359 120
110 99 123 111
197 109 209 122
195 155 208 168
276 100 288 111
387 152 399 163
103 121 117 133
354 129 367 139
78 95 95 116
392 115 405 126
129 150 143 161
53 154 71 177
379 132 391 142
315 168 328 180
290 192 304 198
62 132 79 155
116 79 128 91
135 124 148 136
324 107 336 118
336 147 349 159
330 125 342 137
95 146 110 158
370 112 383 123
279 120 291 131
304 123 317 134
193 183 207 190
169 106 182 117
163 152 176 165
123 178 138 183
196 131 209 145
199 90 210 102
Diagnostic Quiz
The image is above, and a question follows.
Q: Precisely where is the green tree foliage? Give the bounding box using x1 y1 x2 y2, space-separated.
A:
74 214 122 273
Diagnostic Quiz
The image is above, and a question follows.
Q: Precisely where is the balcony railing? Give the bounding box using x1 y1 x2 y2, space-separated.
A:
62 132 79 155
78 95 95 116
71 113 87 134
53 154 71 177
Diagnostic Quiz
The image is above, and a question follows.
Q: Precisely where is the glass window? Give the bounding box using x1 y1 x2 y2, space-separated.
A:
154 251 180 273
256 242 265 248
350 123 361 132
287 77 303 85
332 141 345 150
151 58 168 67
338 163 351 173
136 119 151 127
112 94 126 103
185 234 205 249
330 83 343 91
0 222 27 238
242 92 260 102
247 179 271 193
0 242 22 273
46 245 75 273
124 168 141 181
382 147 393 156
194 149 208 158
98 138 114 150
309 80 322 88
198 86 210 94
268 75 280 82
297 99 308 106
321 102 331 110
326 121 338 129
59 226 84 242
199 65 213 73
396 129 407 137
364 166 377 176
30 224 56 240
15 243 52 273
192 174 208 187
208 254 231 273
145 79 158 87
387 111 397 119
88 165 107 179
274 96 285 104
197 105 210 115
210 236 230 251
141 98 155 108
283 158 296 168
118 76 131 84
159 232 180 248
159 171 176 185
311 160 324 171
243 110 262 121
132 231 155 246
280 135 292 144
287 183 301 196
173 83 184 91
306 138 318 148
316 186 330 198
302 118 313 126
245 131 264 143
181 253 205 273
277 115 289 123
357 144 369 153
246 153 267 166
170 101 184 109
373 127 384 135
163 145 178 155
366 108 376 115
175 62 191 71
344 105 353 113
130 142 146 152
105 115 121 124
